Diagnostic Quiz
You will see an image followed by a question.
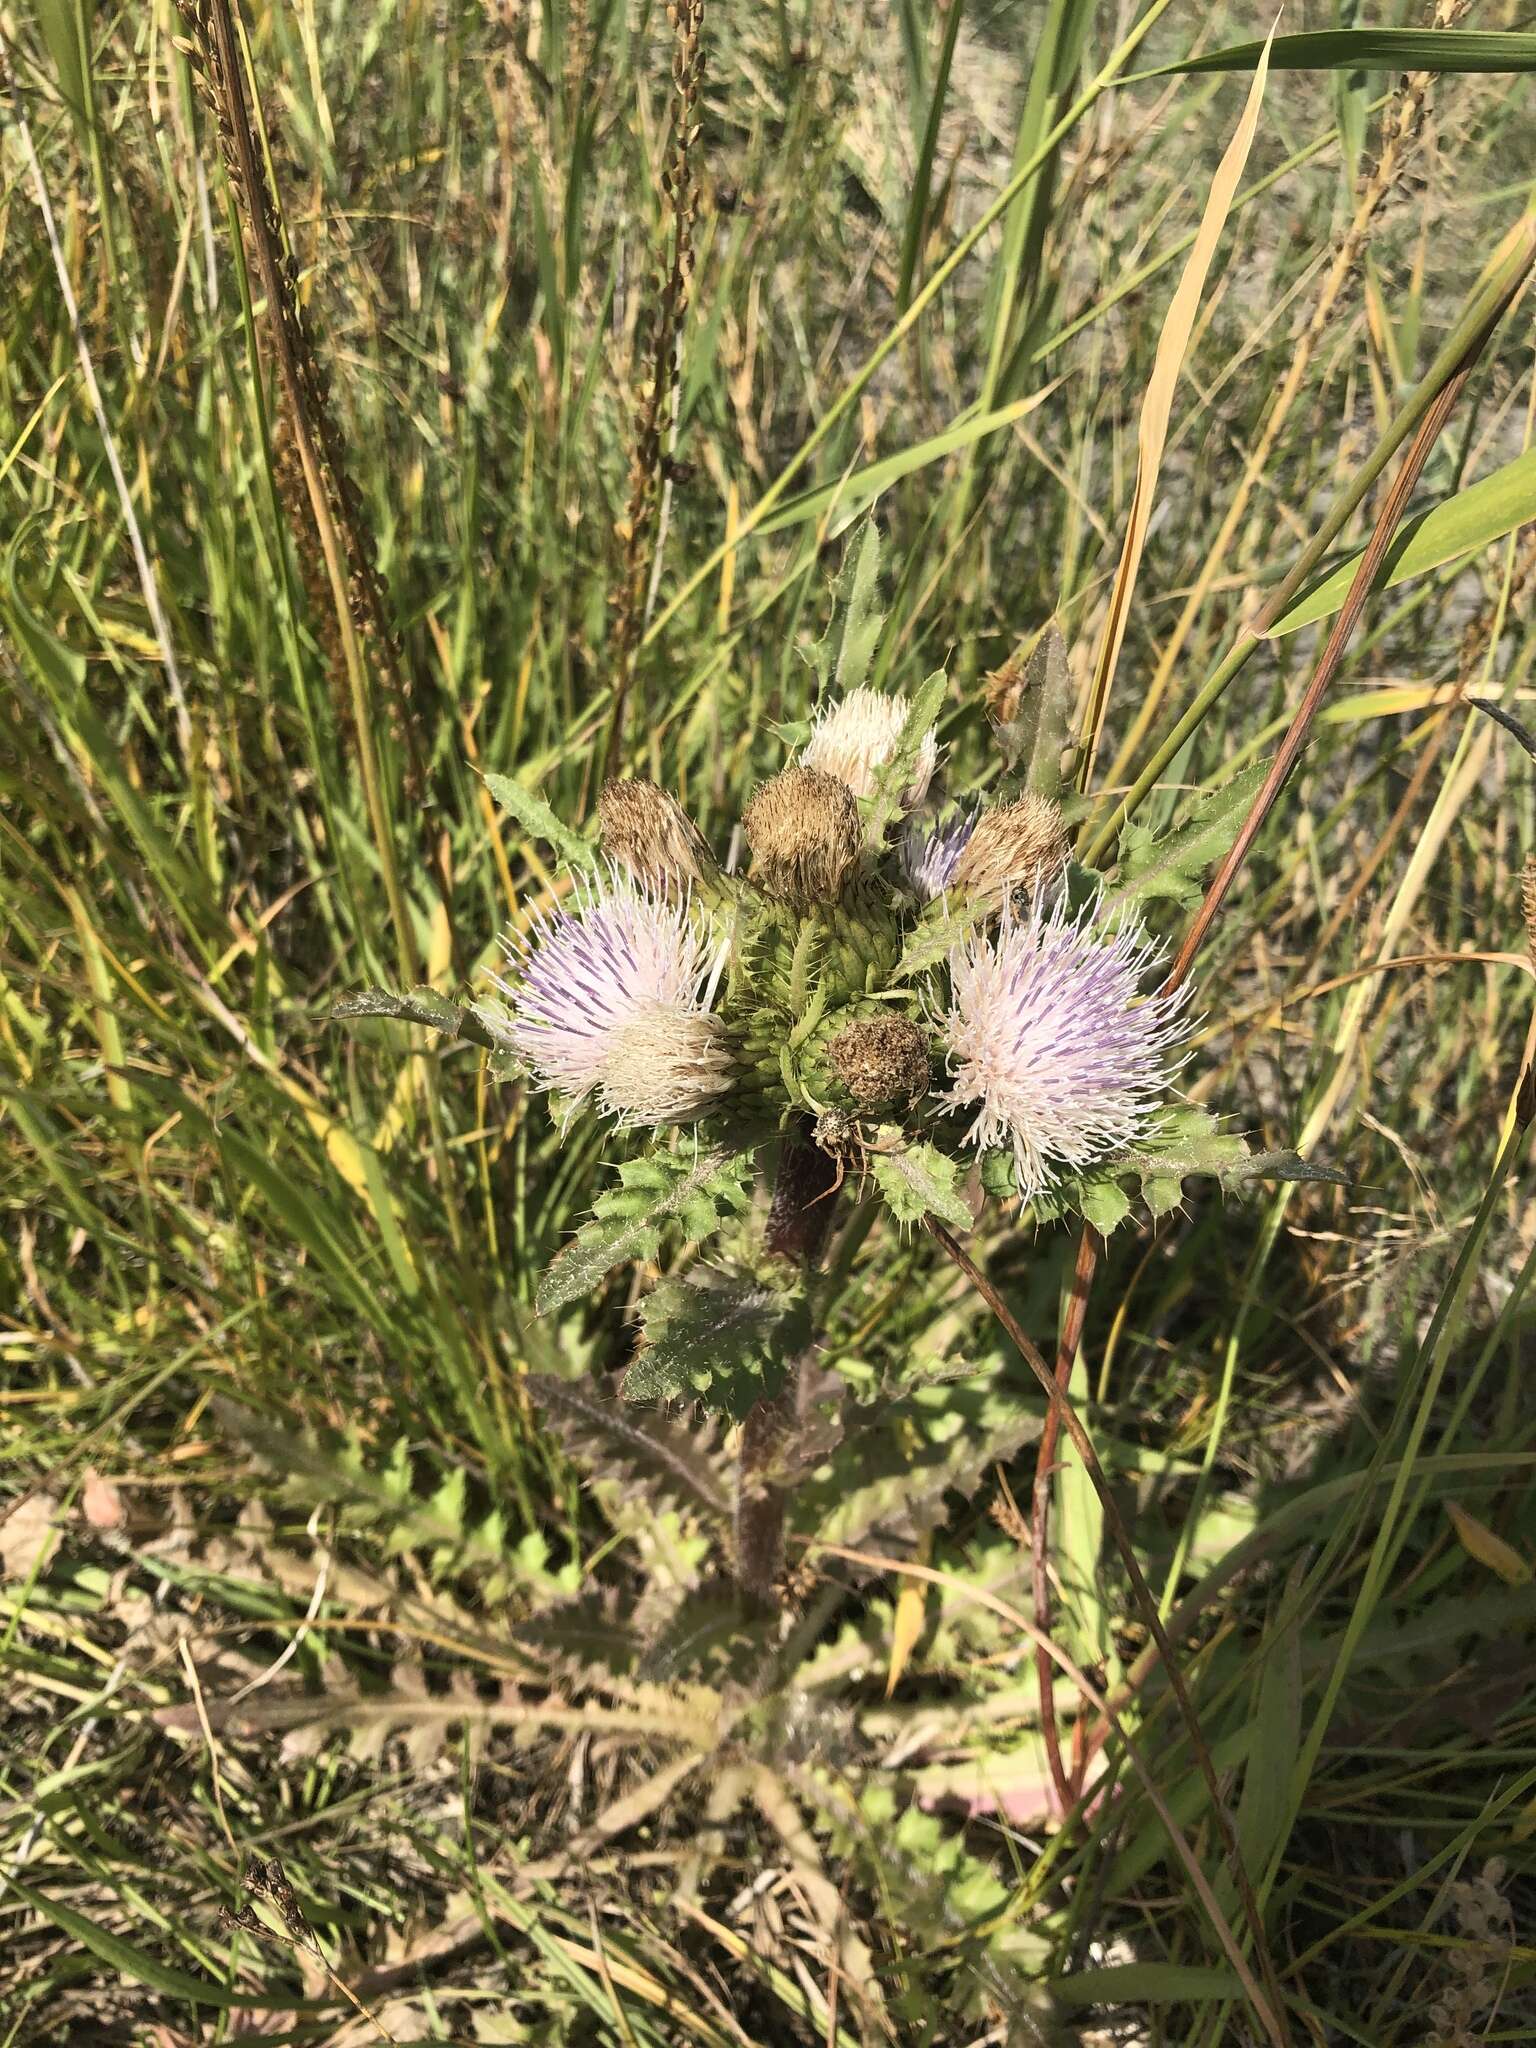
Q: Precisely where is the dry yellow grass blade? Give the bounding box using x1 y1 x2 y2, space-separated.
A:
885 1528 932 1696
1445 1500 1532 1586
1077 30 1275 791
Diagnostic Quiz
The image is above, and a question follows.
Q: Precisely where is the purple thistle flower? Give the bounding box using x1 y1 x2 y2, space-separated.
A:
938 891 1188 1199
900 807 978 901
504 875 733 1126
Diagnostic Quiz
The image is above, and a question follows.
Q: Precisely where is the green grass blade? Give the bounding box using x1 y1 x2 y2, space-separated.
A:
1128 28 1536 80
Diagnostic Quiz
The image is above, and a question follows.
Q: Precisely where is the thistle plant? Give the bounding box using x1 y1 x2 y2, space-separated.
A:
341 528 1322 1607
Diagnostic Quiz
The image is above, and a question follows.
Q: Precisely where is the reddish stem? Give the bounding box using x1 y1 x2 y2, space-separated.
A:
735 1127 839 1606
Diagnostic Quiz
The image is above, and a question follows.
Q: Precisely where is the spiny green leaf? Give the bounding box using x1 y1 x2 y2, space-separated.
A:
334 987 524 1062
626 1273 809 1421
807 1377 1042 1547
871 1140 972 1231
865 669 949 845
1124 1105 1251 1182
806 519 886 696
1233 1148 1349 1188
482 771 596 869
991 620 1074 797
893 895 987 980
1110 761 1265 909
527 1375 730 1523
1079 1179 1132 1235
537 1148 754 1314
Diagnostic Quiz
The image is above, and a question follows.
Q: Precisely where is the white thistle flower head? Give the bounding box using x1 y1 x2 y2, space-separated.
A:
504 874 732 1126
801 687 938 807
938 891 1188 1199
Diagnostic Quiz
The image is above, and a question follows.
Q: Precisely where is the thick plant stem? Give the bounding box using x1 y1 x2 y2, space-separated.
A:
734 1128 838 1606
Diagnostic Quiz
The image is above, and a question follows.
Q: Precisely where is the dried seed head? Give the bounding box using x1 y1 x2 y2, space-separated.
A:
951 794 1068 899
598 777 711 889
827 1016 932 1109
744 766 862 904
1523 856 1536 970
982 650 1029 729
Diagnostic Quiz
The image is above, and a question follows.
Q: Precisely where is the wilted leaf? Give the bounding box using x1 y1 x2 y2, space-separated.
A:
81 1470 124 1530
885 1530 932 1697
1446 1500 1532 1585
1 1492 60 1581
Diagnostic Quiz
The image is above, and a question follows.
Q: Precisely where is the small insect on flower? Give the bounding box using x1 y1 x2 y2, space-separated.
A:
939 891 1188 1199
951 793 1067 899
505 874 733 1126
900 807 978 902
802 687 938 807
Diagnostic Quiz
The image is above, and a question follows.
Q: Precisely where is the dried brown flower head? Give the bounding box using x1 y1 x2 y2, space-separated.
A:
743 766 862 904
952 793 1068 898
827 1016 932 1109
598 778 711 889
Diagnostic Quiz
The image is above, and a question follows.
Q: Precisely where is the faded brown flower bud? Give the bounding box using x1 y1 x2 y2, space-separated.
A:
743 766 861 904
827 1016 931 1109
952 793 1067 898
982 649 1029 730
598 778 712 889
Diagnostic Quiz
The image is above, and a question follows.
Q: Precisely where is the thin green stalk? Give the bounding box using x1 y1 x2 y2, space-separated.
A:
1082 202 1536 866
